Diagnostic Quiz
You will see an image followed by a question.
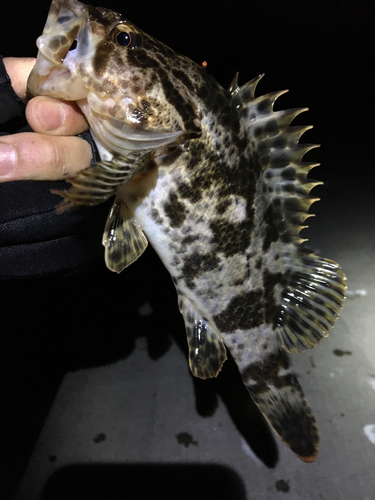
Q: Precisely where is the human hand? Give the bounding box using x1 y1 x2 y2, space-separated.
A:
0 57 92 181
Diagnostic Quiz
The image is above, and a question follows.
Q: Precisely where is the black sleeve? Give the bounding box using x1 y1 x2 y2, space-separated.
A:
0 57 26 127
0 55 108 278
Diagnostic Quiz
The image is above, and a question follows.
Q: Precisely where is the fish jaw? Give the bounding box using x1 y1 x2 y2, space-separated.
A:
27 0 91 100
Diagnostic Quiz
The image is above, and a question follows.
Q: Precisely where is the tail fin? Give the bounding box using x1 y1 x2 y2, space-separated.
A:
239 348 319 462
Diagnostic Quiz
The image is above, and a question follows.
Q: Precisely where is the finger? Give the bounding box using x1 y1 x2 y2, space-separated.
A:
0 132 93 181
3 57 35 100
26 96 89 136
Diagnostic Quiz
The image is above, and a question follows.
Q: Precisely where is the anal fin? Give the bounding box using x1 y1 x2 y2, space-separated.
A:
103 199 148 273
180 297 227 379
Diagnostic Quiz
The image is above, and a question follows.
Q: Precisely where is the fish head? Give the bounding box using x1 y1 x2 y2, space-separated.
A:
27 0 202 154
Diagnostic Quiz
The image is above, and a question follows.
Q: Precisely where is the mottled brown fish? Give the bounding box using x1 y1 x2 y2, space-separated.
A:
28 0 346 462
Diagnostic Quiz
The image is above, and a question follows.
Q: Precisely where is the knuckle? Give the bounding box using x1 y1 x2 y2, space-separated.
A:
26 136 65 178
65 104 88 134
14 133 92 180
42 137 62 171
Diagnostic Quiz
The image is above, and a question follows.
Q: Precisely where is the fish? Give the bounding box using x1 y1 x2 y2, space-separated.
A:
27 0 346 462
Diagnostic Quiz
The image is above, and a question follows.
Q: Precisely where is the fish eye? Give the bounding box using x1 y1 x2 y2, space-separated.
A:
116 31 133 47
111 24 140 49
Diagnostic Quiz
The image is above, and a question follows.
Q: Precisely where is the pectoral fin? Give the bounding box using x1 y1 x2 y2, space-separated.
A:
52 155 152 212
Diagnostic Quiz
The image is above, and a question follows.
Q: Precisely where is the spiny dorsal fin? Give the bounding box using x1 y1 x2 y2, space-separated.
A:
230 73 264 103
103 199 148 273
232 75 321 246
228 72 239 96
180 297 227 379
233 76 347 352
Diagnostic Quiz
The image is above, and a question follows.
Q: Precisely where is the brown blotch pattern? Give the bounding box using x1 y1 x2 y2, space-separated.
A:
213 290 263 333
163 192 187 228
181 251 220 289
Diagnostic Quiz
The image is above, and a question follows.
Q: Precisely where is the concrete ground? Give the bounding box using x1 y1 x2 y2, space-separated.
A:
4 174 374 500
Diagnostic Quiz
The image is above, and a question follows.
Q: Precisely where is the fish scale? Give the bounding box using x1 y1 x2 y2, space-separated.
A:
27 0 346 462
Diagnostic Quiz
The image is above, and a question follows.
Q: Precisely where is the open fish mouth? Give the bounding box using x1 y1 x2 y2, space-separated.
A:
47 68 71 81
30 60 71 88
27 53 86 100
27 0 91 100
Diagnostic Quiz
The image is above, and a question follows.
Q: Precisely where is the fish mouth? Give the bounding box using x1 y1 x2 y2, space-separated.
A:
47 68 71 81
27 58 70 99
41 67 73 90
27 53 87 101
27 0 91 100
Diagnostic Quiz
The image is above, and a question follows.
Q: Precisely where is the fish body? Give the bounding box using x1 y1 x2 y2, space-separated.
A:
28 0 346 462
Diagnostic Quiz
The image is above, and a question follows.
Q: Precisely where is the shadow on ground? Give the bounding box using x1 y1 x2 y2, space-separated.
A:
1 245 278 498
41 462 246 500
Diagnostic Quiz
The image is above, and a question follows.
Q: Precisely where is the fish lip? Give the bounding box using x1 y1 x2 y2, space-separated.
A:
46 68 71 82
27 54 71 98
27 56 88 101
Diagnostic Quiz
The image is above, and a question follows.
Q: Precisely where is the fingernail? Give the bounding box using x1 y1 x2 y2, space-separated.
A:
0 143 16 176
37 99 66 131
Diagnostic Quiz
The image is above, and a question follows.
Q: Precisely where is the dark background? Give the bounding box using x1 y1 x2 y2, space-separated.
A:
2 0 375 192
1 0 374 498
